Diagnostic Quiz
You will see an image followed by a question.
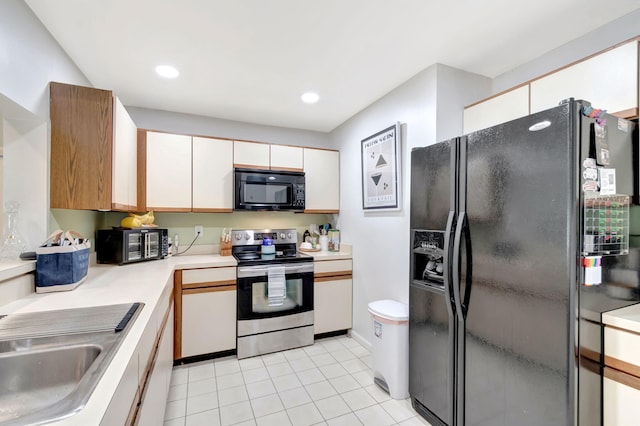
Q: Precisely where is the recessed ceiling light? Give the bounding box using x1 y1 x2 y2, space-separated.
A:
155 65 179 78
301 92 319 104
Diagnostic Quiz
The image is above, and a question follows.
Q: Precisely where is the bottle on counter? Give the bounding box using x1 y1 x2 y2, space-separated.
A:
319 233 329 252
174 234 180 255
328 229 340 252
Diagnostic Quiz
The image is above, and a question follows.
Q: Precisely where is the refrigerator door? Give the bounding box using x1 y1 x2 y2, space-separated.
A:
577 109 639 426
459 103 577 426
409 141 457 426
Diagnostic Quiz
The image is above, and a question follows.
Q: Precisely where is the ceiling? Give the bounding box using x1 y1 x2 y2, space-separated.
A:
25 0 640 132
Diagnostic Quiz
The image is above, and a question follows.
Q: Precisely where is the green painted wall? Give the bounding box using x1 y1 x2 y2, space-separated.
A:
49 209 333 251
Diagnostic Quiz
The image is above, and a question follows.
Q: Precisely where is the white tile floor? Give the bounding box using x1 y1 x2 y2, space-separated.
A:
164 335 432 426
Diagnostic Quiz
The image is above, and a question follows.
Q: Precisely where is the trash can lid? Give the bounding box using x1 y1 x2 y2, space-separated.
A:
368 299 408 321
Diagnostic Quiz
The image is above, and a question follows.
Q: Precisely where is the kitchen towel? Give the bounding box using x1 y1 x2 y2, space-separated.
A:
267 266 286 306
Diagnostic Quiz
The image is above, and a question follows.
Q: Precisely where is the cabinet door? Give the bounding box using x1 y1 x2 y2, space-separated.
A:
314 278 352 334
604 373 640 426
531 41 638 116
182 289 236 357
303 148 340 213
50 82 113 210
234 140 270 169
270 144 303 171
193 136 233 212
137 305 174 426
463 85 530 134
112 96 137 211
144 131 192 211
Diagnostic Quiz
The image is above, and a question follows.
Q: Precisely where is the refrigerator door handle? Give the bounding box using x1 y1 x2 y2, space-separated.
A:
453 212 473 317
443 209 457 425
452 211 467 426
444 210 457 313
452 211 465 317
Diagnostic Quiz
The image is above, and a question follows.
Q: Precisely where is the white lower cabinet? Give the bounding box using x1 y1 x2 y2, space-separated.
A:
313 258 353 335
604 373 640 426
603 324 640 426
137 305 174 425
182 289 236 357
314 278 353 335
101 300 174 425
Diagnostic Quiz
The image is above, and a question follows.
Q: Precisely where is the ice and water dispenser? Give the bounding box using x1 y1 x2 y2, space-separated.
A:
411 230 445 285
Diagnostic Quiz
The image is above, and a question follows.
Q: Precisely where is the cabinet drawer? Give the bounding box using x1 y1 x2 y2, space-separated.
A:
314 259 352 276
181 267 236 286
604 326 640 376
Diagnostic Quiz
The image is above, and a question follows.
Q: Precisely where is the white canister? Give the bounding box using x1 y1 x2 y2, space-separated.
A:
319 235 329 252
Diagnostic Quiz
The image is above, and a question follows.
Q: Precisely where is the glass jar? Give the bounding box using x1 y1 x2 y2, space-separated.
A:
328 229 340 252
0 201 25 260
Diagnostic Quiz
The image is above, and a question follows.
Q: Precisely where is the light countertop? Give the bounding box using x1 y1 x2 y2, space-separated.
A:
0 259 36 282
298 243 352 261
603 302 640 334
0 247 354 424
0 254 236 425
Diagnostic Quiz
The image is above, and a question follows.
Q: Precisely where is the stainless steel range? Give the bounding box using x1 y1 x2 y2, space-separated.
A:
232 228 314 359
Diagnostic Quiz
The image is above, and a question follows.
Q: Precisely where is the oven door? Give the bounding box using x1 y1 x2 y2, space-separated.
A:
237 262 314 320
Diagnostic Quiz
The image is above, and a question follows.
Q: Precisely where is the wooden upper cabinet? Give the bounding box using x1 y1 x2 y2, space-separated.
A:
303 148 339 213
530 41 638 117
50 82 137 211
139 131 192 211
192 136 233 212
233 140 270 169
463 85 530 134
50 82 114 210
270 144 303 171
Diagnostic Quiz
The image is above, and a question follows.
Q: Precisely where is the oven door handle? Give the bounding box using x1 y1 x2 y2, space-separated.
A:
237 264 313 277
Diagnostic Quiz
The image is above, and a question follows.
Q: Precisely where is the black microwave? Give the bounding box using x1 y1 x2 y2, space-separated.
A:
96 228 168 265
234 168 305 211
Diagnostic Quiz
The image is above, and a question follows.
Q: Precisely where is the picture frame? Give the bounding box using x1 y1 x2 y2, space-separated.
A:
361 123 402 211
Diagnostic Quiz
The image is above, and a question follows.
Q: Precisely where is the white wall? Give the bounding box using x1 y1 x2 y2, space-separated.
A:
0 0 90 117
492 9 640 94
127 107 330 149
330 64 488 343
0 0 92 252
3 117 48 250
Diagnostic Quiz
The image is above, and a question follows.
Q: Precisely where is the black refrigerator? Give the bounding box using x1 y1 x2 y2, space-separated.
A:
409 99 640 426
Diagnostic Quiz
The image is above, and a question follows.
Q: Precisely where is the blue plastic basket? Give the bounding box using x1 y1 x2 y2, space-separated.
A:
35 230 90 292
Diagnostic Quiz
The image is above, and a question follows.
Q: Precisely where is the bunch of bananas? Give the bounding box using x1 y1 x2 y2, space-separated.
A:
120 211 156 228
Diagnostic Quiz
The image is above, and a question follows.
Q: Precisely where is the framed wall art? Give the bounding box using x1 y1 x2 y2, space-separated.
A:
361 122 402 211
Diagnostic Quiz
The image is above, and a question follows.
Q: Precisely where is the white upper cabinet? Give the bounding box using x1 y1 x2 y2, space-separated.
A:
530 41 638 115
112 96 137 210
192 136 234 212
233 140 270 169
234 140 304 171
270 144 303 171
303 148 339 213
463 85 530 134
145 131 192 211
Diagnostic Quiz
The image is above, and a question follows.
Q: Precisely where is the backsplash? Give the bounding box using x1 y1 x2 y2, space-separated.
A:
50 209 333 252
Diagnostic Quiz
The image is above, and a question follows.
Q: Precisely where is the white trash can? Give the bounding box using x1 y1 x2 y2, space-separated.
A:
367 299 409 399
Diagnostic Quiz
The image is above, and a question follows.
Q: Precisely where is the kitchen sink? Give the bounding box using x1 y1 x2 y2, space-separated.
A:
0 303 142 425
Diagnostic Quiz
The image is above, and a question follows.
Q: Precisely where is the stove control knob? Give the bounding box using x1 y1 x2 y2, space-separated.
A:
244 233 250 240
280 232 286 240
234 233 241 241
287 233 292 239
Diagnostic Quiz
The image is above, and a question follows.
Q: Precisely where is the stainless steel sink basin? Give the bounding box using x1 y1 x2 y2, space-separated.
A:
0 303 142 425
